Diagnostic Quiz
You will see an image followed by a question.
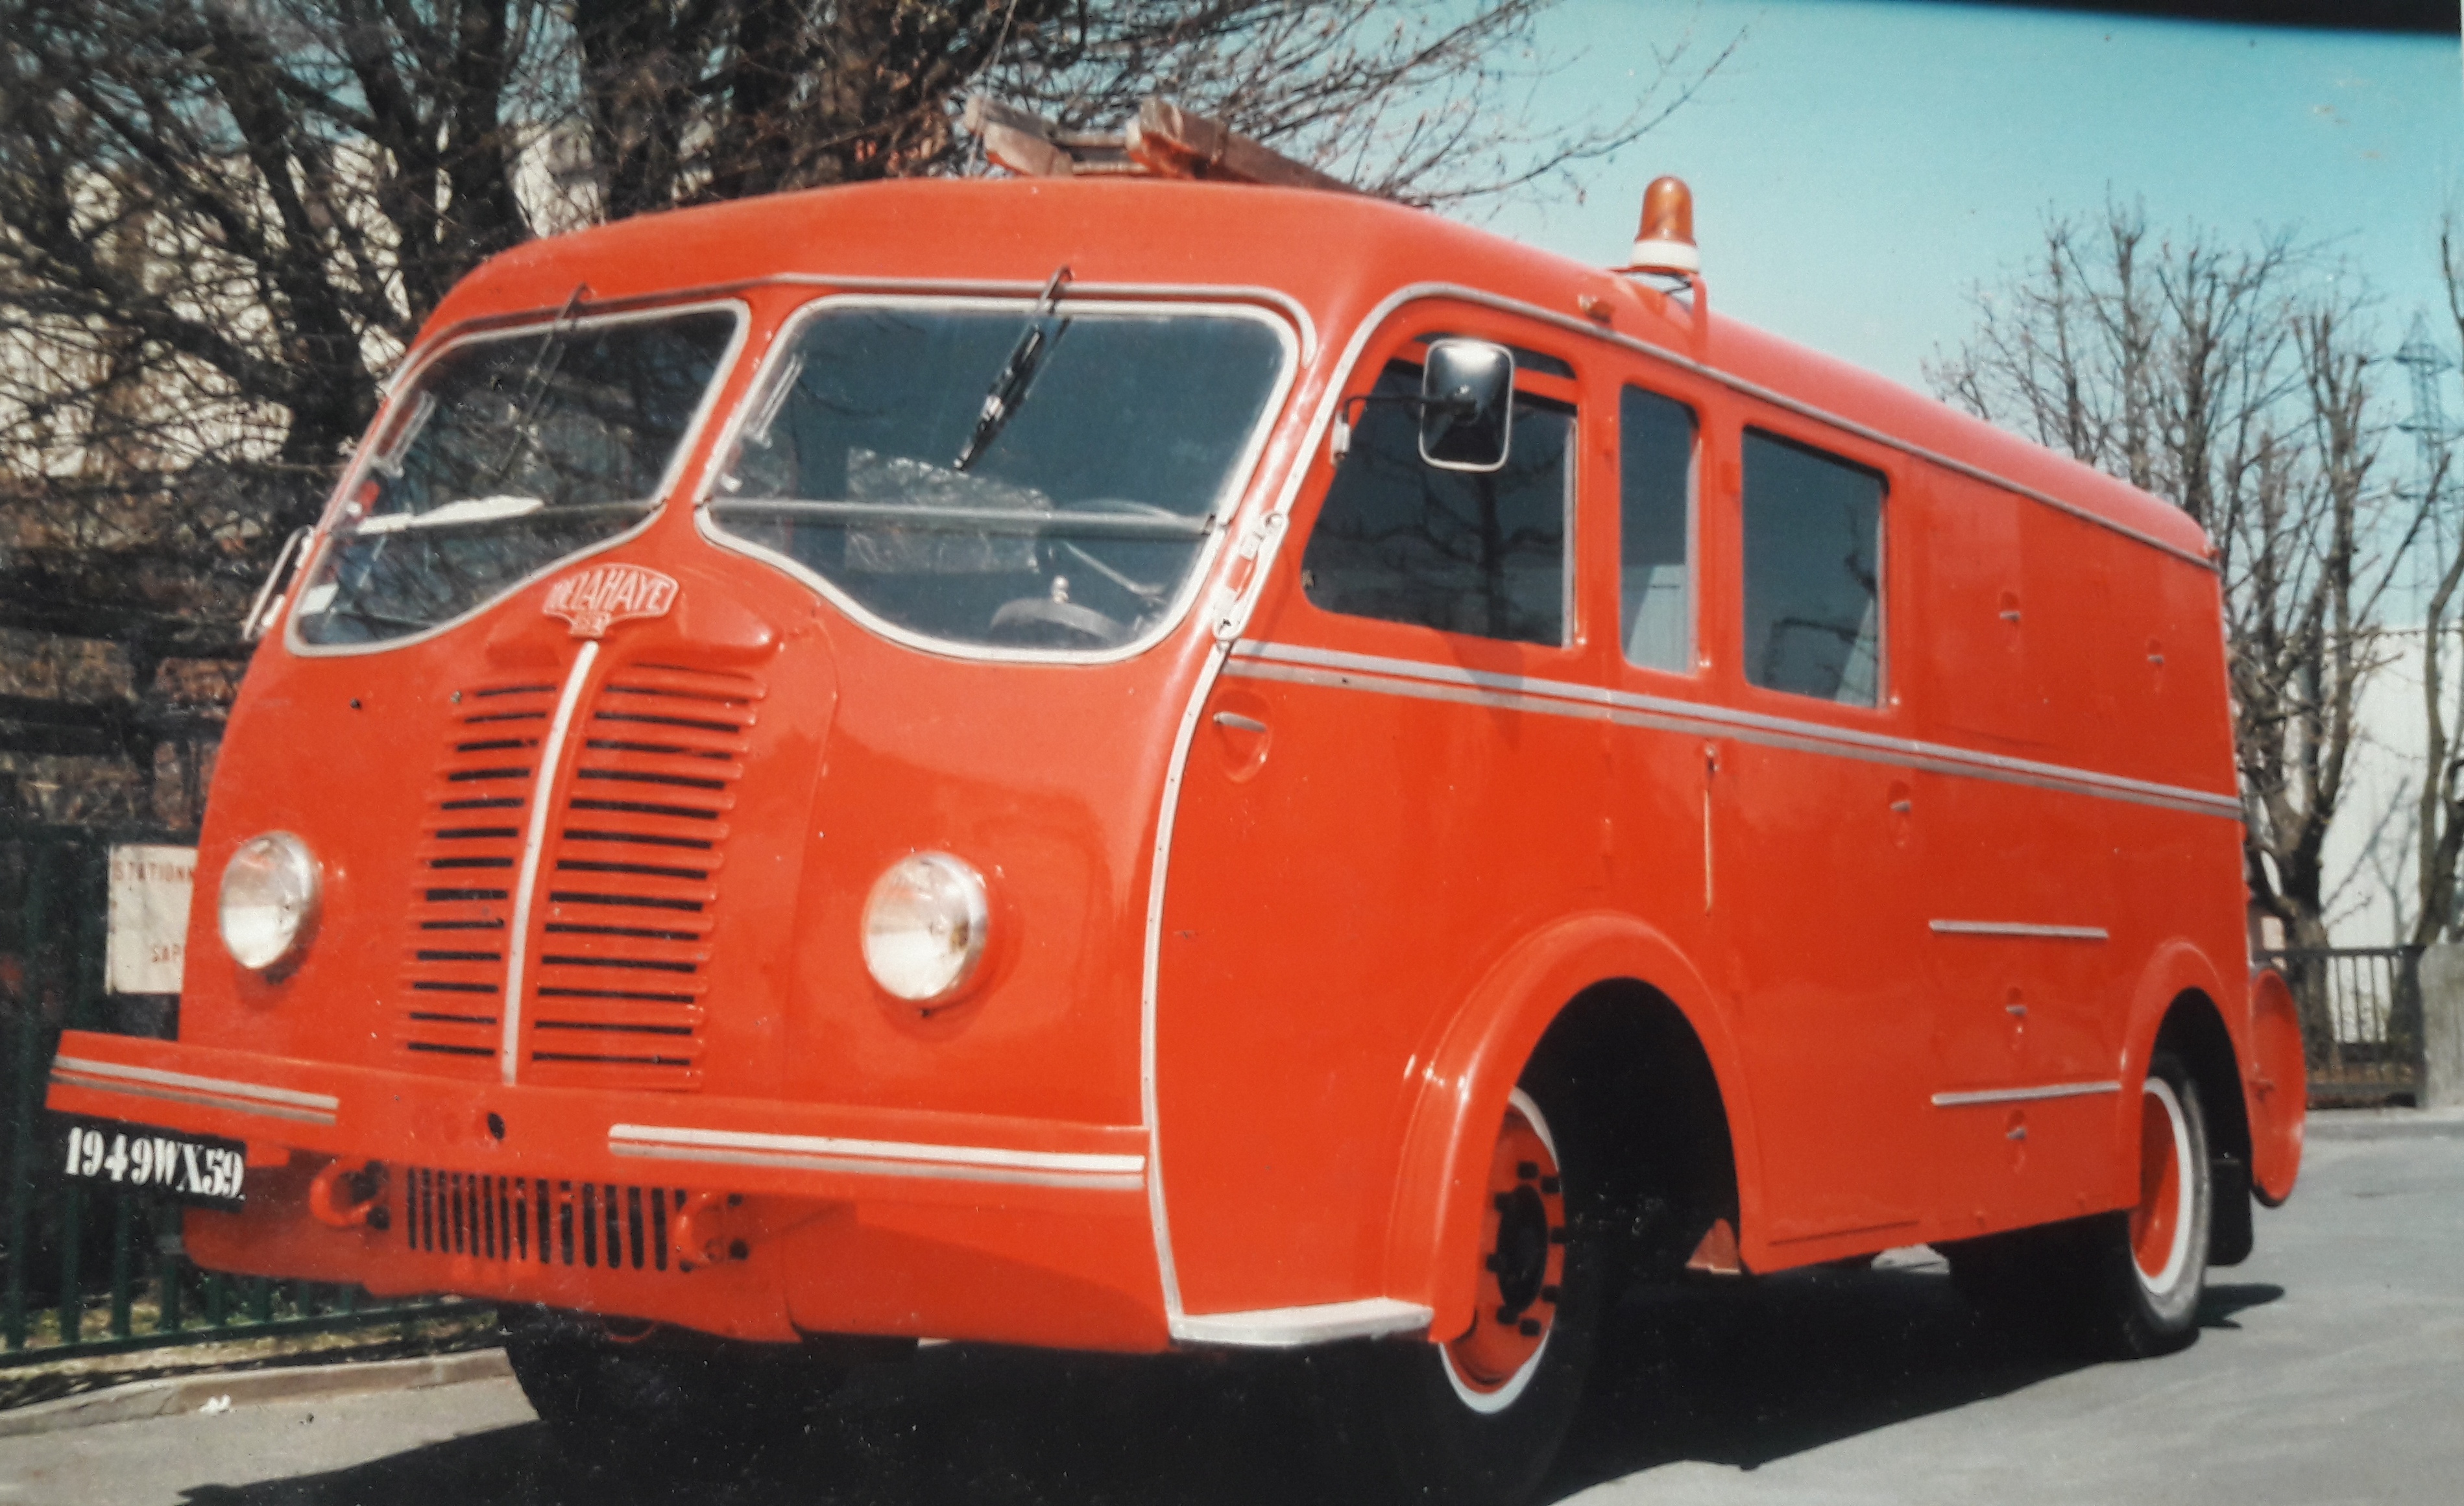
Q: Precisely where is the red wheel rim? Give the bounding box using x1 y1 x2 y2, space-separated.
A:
2129 1078 2188 1289
1444 1095 1566 1404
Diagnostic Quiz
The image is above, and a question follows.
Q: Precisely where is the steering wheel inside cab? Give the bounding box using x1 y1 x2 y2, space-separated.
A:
986 500 1181 647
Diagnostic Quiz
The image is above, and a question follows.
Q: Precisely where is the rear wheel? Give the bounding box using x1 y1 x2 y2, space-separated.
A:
1322 1079 1604 1506
1942 1051 2212 1358
2107 1053 2213 1354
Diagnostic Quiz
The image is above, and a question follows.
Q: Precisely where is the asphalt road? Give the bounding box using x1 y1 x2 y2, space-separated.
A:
3 1115 2457 1506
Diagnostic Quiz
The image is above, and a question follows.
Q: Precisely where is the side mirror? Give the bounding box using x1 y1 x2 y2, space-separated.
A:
1419 339 1515 473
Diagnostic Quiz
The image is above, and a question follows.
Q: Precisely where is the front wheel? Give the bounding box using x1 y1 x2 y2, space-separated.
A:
1319 1080 1605 1506
503 1311 845 1477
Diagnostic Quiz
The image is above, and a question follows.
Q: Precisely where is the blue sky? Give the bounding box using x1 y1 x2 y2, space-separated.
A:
1488 1 2462 392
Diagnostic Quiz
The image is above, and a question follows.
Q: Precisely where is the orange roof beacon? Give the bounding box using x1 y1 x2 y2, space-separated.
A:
47 102 2304 1501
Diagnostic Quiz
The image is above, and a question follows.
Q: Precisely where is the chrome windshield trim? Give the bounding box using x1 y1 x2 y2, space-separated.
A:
762 275 1319 364
281 298 751 660
693 291 1300 667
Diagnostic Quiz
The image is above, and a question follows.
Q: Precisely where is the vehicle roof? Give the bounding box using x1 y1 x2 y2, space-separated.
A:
425 176 2212 565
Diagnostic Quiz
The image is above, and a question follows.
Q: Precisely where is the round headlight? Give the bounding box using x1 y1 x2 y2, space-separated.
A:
862 852 989 1004
219 831 322 973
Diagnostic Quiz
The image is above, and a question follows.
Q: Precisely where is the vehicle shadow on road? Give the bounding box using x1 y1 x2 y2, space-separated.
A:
175 1265 2284 1506
1545 1259 2285 1500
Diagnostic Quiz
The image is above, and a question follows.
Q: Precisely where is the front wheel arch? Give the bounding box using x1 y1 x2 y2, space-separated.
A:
1381 912 1752 1339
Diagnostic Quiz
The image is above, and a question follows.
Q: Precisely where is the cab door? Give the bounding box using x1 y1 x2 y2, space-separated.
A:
1155 303 1610 1319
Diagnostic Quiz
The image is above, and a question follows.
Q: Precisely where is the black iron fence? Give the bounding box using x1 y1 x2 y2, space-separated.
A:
1 823 481 1367
2258 945 2425 1106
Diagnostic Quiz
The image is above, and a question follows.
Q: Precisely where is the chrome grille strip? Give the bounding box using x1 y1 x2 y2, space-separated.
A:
500 641 602 1085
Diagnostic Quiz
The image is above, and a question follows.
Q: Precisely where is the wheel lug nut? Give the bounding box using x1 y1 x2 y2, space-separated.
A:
1517 1161 1539 1180
1541 1285 1560 1304
1519 1319 1541 1337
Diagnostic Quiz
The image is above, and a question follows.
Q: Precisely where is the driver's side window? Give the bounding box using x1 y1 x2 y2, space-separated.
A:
1299 359 1574 646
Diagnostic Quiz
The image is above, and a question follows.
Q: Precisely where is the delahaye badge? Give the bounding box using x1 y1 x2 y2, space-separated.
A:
542 562 679 638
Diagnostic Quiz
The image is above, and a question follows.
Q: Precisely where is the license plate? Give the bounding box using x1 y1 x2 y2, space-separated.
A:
51 1117 248 1211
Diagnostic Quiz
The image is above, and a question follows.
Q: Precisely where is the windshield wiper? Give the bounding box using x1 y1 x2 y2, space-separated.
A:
954 265 1070 472
483 281 590 492
351 494 546 535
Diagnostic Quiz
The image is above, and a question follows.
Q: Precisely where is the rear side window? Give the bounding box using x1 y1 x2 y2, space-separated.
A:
1619 387 1696 673
1742 430 1883 704
1301 363 1572 646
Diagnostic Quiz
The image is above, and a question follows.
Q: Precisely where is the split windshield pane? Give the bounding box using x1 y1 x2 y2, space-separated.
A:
293 306 739 647
705 302 1288 653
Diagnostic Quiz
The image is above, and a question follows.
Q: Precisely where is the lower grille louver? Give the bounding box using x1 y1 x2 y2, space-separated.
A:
399 1167 686 1273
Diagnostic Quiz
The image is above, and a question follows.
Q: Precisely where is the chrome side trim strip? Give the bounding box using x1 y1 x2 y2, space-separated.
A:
607 1124 1146 1192
1226 640 2240 821
1172 1297 1434 1348
1931 920 2110 941
1931 1081 2122 1108
500 640 601 1086
50 1057 339 1126
50 1056 338 1110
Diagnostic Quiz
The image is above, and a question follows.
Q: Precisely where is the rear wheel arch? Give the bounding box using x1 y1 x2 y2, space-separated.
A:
1381 912 1752 1337
2154 988 2253 1176
2116 944 2234 1173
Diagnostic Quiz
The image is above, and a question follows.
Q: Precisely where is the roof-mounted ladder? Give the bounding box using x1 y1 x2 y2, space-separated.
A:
961 96 1360 195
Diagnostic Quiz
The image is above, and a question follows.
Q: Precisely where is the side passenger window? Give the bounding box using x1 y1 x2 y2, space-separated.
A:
1301 362 1572 646
1619 387 1696 672
1742 429 1883 705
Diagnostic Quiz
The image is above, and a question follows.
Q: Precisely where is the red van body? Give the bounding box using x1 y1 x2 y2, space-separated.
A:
47 174 2305 1479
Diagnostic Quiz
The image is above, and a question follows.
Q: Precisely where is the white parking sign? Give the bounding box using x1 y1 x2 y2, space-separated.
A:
106 844 196 995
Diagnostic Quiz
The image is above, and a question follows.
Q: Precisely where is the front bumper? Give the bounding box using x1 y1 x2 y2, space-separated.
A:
46 1031 1167 1351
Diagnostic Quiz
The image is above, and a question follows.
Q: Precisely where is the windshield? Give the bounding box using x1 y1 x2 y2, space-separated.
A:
704 300 1290 653
293 305 740 647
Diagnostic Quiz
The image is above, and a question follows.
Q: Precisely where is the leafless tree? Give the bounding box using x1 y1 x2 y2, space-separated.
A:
0 0 1735 822
2405 213 2464 945
1929 202 2424 955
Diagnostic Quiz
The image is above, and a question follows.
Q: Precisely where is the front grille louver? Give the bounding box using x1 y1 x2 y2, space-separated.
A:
398 660 761 1092
397 682 558 1070
399 1168 685 1273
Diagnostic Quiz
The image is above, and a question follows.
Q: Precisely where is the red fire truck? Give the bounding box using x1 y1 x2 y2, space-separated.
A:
47 102 2304 1502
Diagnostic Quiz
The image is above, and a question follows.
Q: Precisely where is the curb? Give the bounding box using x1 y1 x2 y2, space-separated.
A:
0 1347 512 1439
2308 1108 2464 1142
